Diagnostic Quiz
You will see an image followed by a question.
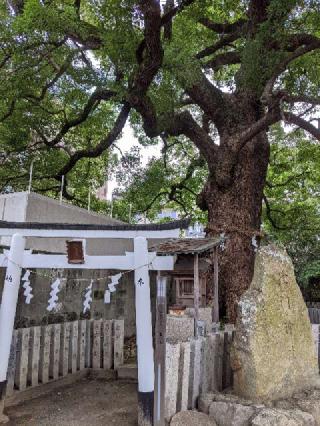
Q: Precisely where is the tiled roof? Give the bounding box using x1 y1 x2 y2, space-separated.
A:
149 237 221 254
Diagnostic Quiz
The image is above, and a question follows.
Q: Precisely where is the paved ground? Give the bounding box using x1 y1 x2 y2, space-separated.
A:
6 377 138 426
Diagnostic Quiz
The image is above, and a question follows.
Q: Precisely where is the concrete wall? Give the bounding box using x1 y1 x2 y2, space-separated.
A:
0 192 126 254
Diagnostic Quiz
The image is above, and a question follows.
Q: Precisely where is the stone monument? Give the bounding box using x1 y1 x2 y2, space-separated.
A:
231 244 318 402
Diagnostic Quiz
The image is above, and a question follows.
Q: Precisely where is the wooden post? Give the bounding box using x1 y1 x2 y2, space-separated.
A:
0 234 25 421
194 253 200 338
134 236 154 426
154 274 167 426
213 247 219 323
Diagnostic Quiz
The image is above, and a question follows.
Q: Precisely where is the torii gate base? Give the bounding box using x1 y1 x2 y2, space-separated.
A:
0 234 26 424
134 237 154 426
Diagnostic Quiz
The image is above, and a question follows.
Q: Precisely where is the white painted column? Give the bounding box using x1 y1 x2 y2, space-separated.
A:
134 236 154 426
0 234 25 418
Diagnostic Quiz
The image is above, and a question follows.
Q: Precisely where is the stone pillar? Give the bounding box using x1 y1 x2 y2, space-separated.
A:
134 237 154 426
0 234 25 423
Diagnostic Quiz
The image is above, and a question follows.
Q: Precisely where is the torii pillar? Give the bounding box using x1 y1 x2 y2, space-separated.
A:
134 237 154 426
0 234 25 422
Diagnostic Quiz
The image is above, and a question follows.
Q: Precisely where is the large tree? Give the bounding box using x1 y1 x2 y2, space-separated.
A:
1 0 320 320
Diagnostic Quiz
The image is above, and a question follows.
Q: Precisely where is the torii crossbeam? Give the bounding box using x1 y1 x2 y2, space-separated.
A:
0 219 189 425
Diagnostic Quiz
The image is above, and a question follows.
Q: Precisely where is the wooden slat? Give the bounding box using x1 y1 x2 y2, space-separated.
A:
113 320 124 370
85 320 92 368
92 320 102 369
6 331 17 396
103 320 113 369
60 322 71 376
15 328 30 391
69 321 79 374
28 326 41 387
50 324 61 380
39 325 51 384
78 320 86 371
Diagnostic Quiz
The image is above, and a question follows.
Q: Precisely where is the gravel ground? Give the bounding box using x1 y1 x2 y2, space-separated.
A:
6 378 138 426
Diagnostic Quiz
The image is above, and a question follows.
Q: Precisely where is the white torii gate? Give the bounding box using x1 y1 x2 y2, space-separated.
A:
0 220 186 425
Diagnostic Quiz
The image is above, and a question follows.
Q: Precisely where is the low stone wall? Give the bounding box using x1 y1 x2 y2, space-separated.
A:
5 319 124 398
165 330 234 422
165 322 320 422
199 388 320 425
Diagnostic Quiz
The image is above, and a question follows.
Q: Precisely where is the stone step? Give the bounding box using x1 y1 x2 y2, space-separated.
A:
117 364 138 381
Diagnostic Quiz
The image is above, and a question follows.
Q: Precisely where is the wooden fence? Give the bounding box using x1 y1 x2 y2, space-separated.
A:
5 319 124 397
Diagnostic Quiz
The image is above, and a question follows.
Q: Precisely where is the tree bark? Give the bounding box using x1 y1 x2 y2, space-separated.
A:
201 130 270 322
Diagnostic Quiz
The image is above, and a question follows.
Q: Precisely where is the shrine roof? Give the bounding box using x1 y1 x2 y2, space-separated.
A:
0 218 190 231
149 237 221 255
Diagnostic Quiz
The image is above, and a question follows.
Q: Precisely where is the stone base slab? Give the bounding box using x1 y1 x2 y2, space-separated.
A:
200 386 320 425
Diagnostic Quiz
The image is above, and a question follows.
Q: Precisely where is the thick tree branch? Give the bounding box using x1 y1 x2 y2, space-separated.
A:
204 51 241 70
199 18 247 34
196 32 240 60
160 0 195 26
284 112 320 141
166 111 217 163
130 1 163 112
262 36 320 102
233 104 281 151
278 92 320 106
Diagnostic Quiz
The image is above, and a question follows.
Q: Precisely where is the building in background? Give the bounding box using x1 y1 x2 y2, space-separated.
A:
95 179 109 201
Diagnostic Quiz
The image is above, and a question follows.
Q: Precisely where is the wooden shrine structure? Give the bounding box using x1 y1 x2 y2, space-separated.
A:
0 219 221 426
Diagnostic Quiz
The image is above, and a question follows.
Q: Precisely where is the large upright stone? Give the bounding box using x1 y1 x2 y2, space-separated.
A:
231 245 318 402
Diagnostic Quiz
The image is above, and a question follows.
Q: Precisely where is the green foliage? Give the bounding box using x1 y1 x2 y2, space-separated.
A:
300 260 320 288
263 125 320 284
112 139 208 223
0 1 319 285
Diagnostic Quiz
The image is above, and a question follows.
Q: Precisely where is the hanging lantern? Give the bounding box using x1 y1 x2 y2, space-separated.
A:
66 240 84 264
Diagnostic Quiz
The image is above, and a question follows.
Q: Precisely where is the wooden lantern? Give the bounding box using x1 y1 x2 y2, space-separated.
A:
66 240 84 264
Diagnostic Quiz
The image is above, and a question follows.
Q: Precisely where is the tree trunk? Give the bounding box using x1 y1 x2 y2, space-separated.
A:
202 130 270 323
